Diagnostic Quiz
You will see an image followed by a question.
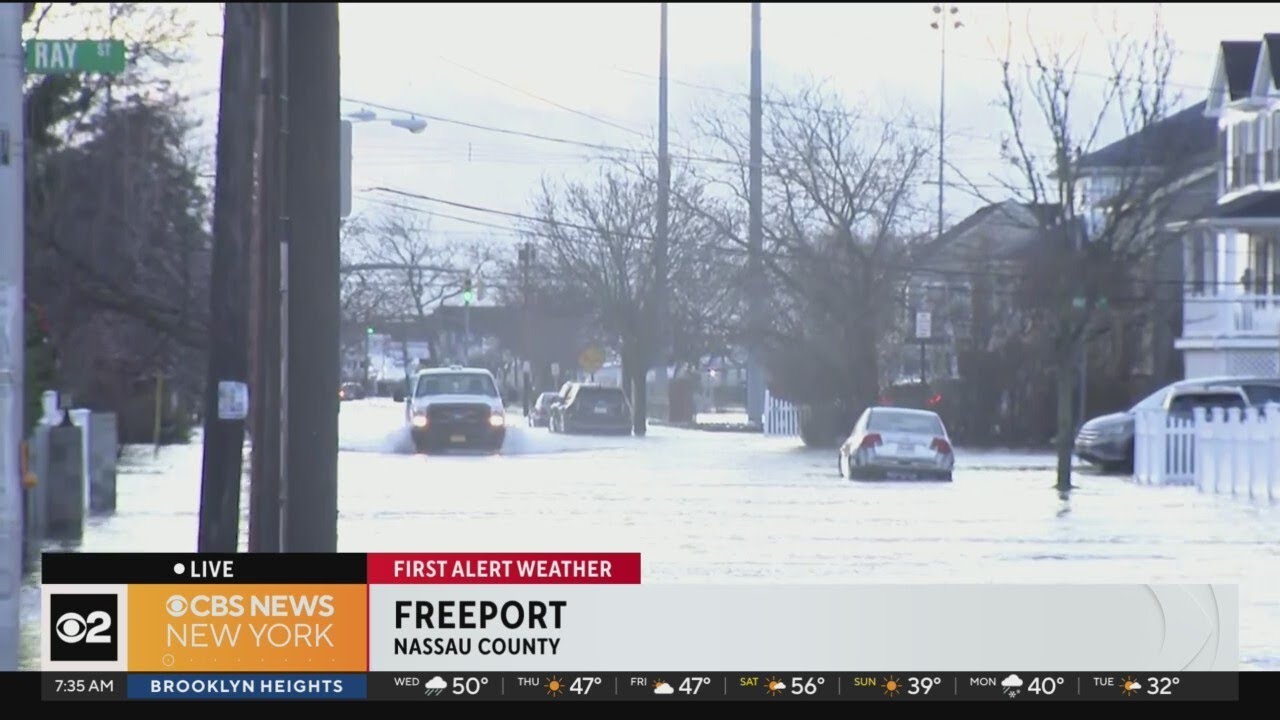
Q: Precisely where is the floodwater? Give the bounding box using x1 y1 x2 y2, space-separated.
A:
19 400 1279 670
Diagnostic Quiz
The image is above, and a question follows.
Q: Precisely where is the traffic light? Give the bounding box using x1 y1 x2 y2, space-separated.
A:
462 274 474 305
366 326 374 335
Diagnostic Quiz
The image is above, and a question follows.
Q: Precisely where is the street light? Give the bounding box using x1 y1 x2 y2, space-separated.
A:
339 109 429 219
344 108 427 134
923 3 962 389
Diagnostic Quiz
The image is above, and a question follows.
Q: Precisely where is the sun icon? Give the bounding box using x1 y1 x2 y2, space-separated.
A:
765 676 786 696
882 676 901 698
1120 675 1140 696
545 676 565 697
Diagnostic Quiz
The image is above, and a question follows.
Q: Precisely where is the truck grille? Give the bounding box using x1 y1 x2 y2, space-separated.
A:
428 404 490 424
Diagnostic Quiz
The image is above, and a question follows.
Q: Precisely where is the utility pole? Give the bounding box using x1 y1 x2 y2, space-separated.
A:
198 2 260 553
640 1 670 437
745 2 765 427
519 243 534 415
0 1 27 671
931 4 962 240
281 2 340 553
249 1 283 554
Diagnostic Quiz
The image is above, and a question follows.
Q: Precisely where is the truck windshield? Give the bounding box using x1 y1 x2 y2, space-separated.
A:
415 373 498 397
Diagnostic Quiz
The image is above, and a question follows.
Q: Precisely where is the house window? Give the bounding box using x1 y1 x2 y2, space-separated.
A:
1190 234 1206 295
1188 232 1223 296
1248 235 1278 296
1272 112 1280 183
1230 123 1245 189
1207 233 1220 296
1267 114 1278 182
1243 119 1260 187
1219 126 1230 194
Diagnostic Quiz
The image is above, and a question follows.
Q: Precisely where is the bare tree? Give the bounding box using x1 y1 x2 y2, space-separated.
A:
693 83 936 443
527 159 731 416
341 210 496 378
959 11 1213 492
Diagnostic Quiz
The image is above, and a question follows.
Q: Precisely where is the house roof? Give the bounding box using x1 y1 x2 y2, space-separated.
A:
1212 190 1280 220
1076 101 1216 170
937 201 1058 261
1266 34 1280 90
1222 40 1262 100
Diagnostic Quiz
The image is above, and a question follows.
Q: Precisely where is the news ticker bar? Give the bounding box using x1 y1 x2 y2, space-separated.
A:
37 672 1239 702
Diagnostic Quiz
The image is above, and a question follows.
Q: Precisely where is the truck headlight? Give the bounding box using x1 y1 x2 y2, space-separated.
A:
411 413 428 428
489 412 505 427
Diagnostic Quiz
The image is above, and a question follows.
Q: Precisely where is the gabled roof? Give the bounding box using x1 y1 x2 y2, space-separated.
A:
1223 41 1262 100
1207 40 1263 115
1267 34 1280 89
1253 34 1280 96
1077 101 1216 170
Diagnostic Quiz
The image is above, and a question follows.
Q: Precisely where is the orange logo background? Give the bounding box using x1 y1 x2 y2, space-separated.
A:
127 584 367 672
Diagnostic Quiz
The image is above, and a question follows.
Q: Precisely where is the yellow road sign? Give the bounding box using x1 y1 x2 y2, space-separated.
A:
579 345 605 373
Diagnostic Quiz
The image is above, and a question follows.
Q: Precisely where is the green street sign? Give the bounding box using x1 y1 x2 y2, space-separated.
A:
25 40 126 75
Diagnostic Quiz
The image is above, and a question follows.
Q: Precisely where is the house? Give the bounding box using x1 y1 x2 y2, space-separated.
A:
904 201 1043 379
909 200 1059 442
1177 35 1280 378
1073 100 1219 388
918 92 1217 444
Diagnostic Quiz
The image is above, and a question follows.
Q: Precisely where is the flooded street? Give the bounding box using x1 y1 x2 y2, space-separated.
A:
20 400 1280 670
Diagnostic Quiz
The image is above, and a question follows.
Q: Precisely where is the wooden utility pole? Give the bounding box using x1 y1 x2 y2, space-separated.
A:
280 2 340 552
248 1 284 553
198 2 261 552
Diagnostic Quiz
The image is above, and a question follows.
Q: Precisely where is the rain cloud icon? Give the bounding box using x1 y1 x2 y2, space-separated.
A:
426 676 447 689
1001 674 1024 688
654 682 675 695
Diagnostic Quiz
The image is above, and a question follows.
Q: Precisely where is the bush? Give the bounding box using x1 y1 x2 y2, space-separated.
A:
799 400 859 448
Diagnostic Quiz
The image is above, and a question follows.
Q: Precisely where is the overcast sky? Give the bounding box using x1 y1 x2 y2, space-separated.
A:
37 3 1272 246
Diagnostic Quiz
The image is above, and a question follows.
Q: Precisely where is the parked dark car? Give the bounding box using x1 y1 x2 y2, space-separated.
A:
528 392 559 428
549 383 632 435
339 382 364 401
1074 376 1280 473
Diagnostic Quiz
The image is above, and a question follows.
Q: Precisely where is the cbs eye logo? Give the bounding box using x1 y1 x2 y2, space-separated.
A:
165 595 188 617
49 594 118 662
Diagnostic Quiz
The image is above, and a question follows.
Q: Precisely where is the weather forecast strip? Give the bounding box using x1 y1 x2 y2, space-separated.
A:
37 671 1240 701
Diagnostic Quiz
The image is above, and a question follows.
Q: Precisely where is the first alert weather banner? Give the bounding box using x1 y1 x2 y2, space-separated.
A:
39 552 1239 701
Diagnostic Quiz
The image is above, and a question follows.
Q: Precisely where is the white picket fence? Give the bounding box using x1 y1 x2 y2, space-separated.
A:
1134 405 1280 501
763 389 803 437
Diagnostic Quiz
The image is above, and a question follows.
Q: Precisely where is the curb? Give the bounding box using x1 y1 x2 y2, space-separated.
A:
648 419 762 434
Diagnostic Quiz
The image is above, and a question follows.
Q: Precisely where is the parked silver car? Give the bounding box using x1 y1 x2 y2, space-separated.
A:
838 407 954 481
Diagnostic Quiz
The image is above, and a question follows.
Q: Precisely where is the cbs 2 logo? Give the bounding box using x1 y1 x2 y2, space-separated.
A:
55 611 113 644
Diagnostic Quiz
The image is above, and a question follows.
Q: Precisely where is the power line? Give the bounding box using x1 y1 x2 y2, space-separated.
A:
612 65 1041 150
358 186 1260 297
343 95 754 168
437 55 648 138
947 49 1219 95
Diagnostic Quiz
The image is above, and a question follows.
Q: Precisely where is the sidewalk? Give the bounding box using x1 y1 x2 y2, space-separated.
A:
650 410 761 433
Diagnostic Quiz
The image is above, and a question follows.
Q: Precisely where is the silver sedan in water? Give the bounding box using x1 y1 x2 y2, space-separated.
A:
838 407 954 481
